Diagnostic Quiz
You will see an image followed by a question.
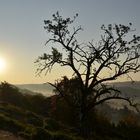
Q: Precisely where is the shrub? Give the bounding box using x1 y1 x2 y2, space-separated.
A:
18 131 32 140
26 111 43 127
32 128 52 140
45 118 60 131
53 132 74 140
0 114 25 133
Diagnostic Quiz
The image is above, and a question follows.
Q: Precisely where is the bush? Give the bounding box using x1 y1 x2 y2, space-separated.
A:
26 111 43 127
53 132 74 140
18 131 32 140
45 118 60 131
32 128 52 140
0 114 25 133
117 120 140 140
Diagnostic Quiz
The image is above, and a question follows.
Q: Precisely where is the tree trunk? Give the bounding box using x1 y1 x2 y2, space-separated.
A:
80 107 90 139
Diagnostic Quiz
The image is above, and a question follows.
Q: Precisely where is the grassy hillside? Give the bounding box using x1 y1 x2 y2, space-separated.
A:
0 82 83 140
0 82 140 140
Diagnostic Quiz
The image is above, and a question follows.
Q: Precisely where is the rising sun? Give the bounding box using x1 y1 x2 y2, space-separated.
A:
0 58 6 73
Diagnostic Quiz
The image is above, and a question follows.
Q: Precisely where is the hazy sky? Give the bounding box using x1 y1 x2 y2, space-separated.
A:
0 0 140 84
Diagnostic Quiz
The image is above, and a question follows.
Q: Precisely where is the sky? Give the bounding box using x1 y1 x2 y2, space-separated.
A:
0 0 140 84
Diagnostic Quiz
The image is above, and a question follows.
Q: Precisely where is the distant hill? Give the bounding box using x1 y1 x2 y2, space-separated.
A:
15 81 140 111
109 81 140 110
112 81 140 88
16 83 54 96
112 81 140 95
16 81 140 97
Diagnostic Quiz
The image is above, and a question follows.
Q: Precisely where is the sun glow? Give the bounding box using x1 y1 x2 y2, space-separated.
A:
0 58 6 73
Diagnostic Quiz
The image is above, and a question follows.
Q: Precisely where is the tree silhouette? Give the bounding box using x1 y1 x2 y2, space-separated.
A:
36 12 140 137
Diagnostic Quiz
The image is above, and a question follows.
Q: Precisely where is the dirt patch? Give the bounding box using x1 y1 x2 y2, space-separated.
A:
0 130 25 140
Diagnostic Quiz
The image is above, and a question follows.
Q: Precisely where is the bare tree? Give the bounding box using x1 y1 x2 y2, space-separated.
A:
35 12 140 137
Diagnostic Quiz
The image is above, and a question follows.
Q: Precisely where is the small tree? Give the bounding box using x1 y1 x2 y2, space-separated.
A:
36 12 140 136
